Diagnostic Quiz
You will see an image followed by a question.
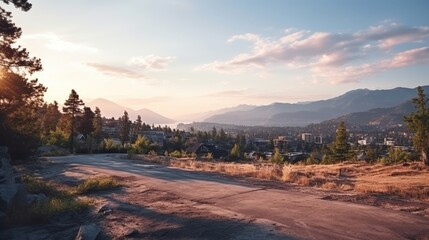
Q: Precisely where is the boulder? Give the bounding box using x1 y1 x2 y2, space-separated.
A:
123 228 139 237
0 184 27 212
75 223 101 240
27 193 48 205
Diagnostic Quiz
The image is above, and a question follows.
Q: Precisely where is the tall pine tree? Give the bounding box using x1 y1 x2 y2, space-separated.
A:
63 89 84 153
404 86 429 166
331 121 349 162
92 107 102 151
118 110 131 148
0 0 46 159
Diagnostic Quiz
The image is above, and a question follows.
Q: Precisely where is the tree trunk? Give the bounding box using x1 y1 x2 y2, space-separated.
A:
422 149 429 166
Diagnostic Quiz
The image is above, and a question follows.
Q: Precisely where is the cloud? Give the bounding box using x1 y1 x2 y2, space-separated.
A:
208 90 247 98
87 63 148 80
22 32 98 53
128 55 175 71
197 22 429 83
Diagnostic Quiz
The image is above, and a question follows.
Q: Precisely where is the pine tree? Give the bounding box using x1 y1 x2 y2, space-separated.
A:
0 0 46 159
331 121 349 162
92 107 102 151
130 115 142 143
78 107 95 138
230 143 241 161
41 101 61 135
404 86 429 165
63 89 84 153
118 110 131 148
271 148 285 164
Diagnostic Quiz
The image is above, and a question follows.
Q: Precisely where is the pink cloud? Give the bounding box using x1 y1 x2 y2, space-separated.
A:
197 22 429 84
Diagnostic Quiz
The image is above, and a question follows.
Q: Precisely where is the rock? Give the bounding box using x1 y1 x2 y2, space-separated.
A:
123 228 139 237
97 204 110 213
0 211 6 226
27 193 48 205
0 169 6 184
75 223 100 240
98 204 113 215
0 184 27 212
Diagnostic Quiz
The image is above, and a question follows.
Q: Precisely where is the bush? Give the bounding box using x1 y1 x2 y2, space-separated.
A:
13 175 91 224
75 177 120 194
271 148 285 164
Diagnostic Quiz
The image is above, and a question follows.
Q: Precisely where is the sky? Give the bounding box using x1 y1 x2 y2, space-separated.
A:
9 0 429 120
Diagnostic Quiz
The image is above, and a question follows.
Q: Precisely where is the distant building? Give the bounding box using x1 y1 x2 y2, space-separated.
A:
314 135 323 144
273 136 290 148
384 138 395 146
191 144 228 159
358 139 368 146
301 133 313 143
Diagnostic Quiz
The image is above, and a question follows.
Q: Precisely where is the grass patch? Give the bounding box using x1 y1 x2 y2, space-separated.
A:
75 177 120 194
9 175 92 225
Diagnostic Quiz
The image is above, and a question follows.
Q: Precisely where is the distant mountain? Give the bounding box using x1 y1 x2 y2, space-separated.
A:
321 101 415 128
176 104 256 122
204 86 429 127
87 98 175 124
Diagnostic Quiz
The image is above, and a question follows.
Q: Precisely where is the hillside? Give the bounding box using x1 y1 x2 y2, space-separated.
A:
320 101 415 128
205 86 429 127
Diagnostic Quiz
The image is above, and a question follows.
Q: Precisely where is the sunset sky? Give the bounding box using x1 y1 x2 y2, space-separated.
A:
10 0 429 119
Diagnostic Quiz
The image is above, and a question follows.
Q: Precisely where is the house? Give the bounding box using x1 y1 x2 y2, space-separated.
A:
191 144 228 159
301 133 313 143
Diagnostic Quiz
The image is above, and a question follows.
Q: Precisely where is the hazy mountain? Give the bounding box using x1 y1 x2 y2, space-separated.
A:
176 104 256 122
204 86 429 127
321 101 415 128
87 98 175 124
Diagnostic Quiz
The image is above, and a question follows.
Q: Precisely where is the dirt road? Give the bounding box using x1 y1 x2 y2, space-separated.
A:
6 154 429 239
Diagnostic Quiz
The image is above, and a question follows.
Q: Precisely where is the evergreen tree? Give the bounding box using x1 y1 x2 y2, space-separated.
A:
92 107 102 151
271 148 285 164
404 86 429 165
0 0 46 159
118 110 131 148
62 89 84 153
229 143 241 161
130 115 142 143
331 121 349 162
212 127 217 140
41 101 61 135
78 107 95 138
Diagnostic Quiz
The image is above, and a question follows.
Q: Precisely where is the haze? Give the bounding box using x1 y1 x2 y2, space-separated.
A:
11 0 429 119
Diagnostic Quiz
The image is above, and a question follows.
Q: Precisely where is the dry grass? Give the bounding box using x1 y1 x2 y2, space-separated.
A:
129 154 429 201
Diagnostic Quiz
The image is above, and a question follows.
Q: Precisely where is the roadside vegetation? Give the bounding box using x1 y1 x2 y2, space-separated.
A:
7 175 120 225
75 177 120 194
129 154 429 201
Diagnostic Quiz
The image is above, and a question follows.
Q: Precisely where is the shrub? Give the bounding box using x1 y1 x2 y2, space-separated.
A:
75 177 120 194
271 148 284 164
12 175 91 224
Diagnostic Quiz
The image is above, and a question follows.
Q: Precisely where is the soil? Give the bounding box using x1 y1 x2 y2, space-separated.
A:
1 157 428 239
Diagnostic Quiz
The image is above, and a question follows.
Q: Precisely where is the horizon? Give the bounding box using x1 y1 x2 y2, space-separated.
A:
10 0 429 118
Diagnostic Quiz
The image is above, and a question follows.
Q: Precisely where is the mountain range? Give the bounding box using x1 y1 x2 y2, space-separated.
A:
204 86 429 127
86 86 427 128
87 98 175 124
320 100 415 128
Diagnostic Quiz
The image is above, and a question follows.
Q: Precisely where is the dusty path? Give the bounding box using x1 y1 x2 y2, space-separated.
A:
5 154 429 239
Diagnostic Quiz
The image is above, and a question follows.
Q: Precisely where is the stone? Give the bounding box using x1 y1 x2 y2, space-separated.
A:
0 169 6 184
123 228 139 237
75 223 100 240
0 184 27 212
27 193 48 205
